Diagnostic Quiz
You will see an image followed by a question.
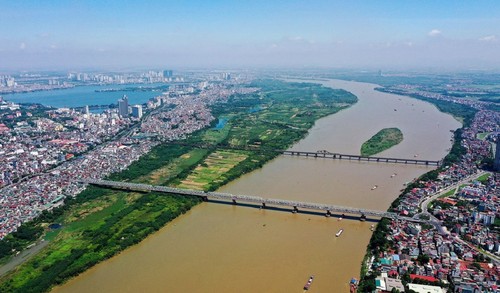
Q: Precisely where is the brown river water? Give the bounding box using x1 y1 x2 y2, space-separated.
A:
52 79 461 293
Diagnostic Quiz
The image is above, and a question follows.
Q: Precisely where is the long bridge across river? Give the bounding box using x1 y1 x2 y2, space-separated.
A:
80 178 423 223
281 150 441 166
162 142 441 166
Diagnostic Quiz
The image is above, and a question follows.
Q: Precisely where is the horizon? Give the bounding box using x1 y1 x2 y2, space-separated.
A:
1 0 500 71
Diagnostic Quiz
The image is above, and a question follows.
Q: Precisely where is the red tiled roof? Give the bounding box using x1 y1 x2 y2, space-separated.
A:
410 274 437 282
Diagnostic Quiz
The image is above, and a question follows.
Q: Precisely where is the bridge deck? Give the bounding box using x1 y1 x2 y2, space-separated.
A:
160 142 440 166
80 179 421 222
280 150 440 166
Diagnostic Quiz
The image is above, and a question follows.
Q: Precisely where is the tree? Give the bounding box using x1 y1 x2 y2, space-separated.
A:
417 254 430 264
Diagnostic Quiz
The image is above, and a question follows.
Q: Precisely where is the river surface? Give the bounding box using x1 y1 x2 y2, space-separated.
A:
52 79 461 293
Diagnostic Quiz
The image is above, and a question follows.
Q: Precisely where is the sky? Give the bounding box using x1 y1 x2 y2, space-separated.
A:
1 0 500 71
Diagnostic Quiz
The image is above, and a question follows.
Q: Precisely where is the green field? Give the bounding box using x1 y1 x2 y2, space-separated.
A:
360 128 403 156
476 173 490 184
476 132 490 140
0 79 357 292
177 150 249 190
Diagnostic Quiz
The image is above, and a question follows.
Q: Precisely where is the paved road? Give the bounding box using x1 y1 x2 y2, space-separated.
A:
0 240 50 277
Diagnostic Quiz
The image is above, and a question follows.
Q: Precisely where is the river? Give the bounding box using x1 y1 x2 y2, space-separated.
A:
51 79 461 293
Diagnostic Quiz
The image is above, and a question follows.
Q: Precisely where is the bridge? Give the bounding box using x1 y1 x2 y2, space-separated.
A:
80 178 423 223
281 150 441 166
161 142 441 166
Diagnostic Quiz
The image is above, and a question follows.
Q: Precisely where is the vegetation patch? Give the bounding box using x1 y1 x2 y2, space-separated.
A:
177 150 248 190
360 128 403 156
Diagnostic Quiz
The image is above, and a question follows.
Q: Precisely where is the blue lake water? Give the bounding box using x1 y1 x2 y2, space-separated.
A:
2 83 167 108
213 117 228 130
248 106 262 113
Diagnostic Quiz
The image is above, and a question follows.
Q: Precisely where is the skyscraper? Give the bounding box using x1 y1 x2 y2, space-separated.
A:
132 105 143 119
118 95 129 118
494 139 500 171
163 70 173 78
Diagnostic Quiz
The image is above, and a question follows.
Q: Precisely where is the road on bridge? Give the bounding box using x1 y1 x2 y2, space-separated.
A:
79 178 423 223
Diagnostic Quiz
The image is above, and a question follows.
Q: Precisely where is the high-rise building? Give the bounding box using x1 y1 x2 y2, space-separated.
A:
118 95 129 118
494 139 500 171
132 105 143 119
83 105 90 115
163 70 173 78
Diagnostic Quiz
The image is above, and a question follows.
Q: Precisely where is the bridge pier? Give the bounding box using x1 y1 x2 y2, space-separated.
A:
202 196 208 202
232 199 237 205
360 214 367 221
262 202 266 209
325 210 331 217
292 206 298 214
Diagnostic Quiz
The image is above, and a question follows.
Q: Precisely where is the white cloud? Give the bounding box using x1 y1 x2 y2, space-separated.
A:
19 42 26 50
428 29 442 37
479 35 497 42
287 36 303 41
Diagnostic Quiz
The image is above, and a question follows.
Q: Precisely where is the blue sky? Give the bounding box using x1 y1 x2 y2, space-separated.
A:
1 0 499 70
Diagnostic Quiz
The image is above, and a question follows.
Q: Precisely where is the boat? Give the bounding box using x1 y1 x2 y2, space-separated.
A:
350 277 358 293
370 224 375 231
338 216 342 221
335 228 344 237
371 185 378 190
303 275 314 290
390 173 397 178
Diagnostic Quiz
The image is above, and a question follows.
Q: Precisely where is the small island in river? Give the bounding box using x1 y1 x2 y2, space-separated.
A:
360 128 403 156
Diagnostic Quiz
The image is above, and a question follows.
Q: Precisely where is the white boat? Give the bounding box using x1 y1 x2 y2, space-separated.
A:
335 229 344 237
371 185 378 190
303 275 314 290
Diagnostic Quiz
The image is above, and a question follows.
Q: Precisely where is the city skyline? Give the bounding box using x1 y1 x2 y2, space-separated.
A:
1 0 500 70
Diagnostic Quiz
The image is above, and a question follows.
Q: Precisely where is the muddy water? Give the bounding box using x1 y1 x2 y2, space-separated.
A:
52 79 461 293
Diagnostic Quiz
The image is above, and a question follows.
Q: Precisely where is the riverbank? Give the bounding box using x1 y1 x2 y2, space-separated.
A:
356 89 478 292
0 79 357 292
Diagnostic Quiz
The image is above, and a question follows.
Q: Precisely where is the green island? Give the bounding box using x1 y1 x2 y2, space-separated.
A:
360 127 403 156
0 80 357 292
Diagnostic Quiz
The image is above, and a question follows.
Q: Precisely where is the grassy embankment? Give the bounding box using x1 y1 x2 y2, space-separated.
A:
360 128 403 156
0 79 357 292
356 89 478 292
